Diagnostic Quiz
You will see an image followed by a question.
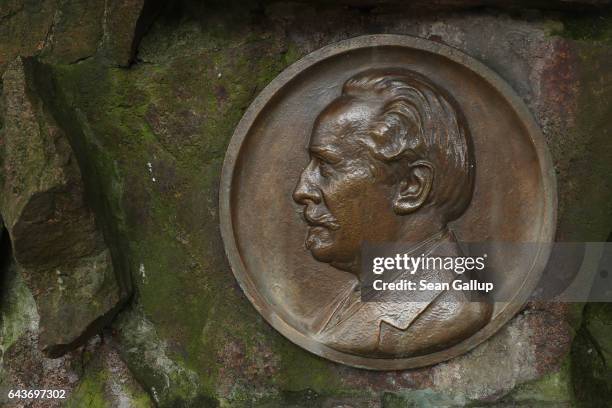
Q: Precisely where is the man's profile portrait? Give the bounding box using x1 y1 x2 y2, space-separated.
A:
293 68 492 358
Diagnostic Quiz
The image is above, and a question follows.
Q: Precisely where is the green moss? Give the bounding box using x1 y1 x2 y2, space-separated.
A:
270 332 343 394
549 31 612 405
381 389 458 408
571 303 612 408
64 344 155 408
557 11 612 44
28 58 135 296
583 303 612 366
548 11 612 245
504 357 574 405
0 259 37 366
113 306 209 406
553 41 612 242
130 393 155 408
65 370 109 408
282 41 304 67
542 19 565 37
16 3 356 402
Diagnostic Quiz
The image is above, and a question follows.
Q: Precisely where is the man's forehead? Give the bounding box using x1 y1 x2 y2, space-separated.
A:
310 97 378 148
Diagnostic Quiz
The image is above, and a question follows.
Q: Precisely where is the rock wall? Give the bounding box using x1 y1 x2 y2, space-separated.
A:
1 1 612 407
1 57 128 358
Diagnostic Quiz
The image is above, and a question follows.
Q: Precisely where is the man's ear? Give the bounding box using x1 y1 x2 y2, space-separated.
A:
393 160 434 215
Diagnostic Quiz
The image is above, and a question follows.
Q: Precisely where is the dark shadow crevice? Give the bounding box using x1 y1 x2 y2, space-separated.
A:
128 0 167 67
0 225 12 305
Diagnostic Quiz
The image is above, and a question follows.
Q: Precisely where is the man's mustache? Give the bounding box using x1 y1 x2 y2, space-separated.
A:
303 207 340 230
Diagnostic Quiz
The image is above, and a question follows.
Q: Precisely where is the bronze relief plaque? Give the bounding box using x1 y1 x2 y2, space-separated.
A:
220 35 556 370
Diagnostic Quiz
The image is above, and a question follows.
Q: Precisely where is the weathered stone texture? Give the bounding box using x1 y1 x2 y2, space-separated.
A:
0 251 78 408
571 301 612 407
0 0 145 72
0 57 127 357
63 335 154 408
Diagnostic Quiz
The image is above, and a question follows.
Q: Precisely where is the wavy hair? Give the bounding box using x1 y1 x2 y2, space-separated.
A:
342 68 474 222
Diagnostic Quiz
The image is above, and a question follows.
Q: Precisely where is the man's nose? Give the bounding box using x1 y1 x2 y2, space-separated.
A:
293 165 321 205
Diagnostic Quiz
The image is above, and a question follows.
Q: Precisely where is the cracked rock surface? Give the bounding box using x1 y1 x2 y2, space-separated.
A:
0 57 128 357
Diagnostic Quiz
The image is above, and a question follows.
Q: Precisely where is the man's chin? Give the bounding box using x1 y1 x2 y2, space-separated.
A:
306 235 357 273
309 245 334 263
306 230 336 263
306 234 333 260
309 242 355 273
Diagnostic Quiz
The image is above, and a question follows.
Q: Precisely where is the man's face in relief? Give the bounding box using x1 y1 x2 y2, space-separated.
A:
292 97 403 272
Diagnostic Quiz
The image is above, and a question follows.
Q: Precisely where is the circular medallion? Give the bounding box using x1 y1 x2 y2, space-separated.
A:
220 35 556 370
